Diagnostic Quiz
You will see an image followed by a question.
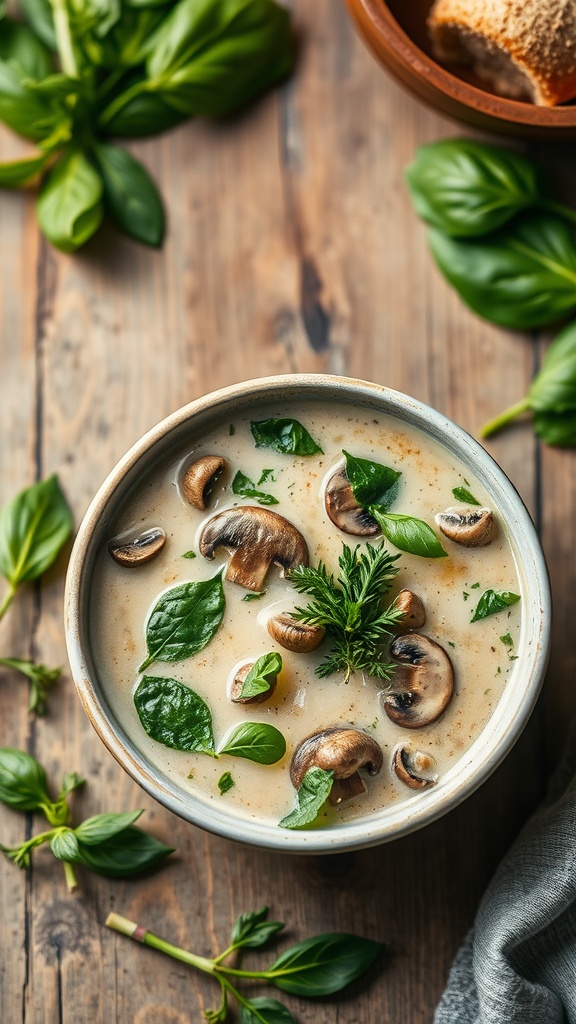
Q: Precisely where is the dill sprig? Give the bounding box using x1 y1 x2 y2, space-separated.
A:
289 542 404 682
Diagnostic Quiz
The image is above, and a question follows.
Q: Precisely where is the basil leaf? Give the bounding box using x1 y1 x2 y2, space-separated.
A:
0 19 54 79
0 657 60 716
50 829 80 862
18 0 57 50
94 142 165 247
258 469 276 485
0 152 49 187
231 906 284 948
0 58 61 141
37 150 104 252
242 591 266 602
471 589 521 622
250 419 322 456
533 409 576 447
0 474 72 589
240 999 295 1024
217 771 234 795
103 90 186 137
71 826 173 877
270 932 384 996
0 748 51 811
217 722 286 764
240 652 282 699
406 139 542 238
74 810 143 845
139 573 225 670
232 471 279 506
452 486 480 505
343 450 401 509
528 319 576 414
58 771 85 799
134 675 215 754
146 0 292 118
428 213 576 330
370 507 447 559
279 767 333 830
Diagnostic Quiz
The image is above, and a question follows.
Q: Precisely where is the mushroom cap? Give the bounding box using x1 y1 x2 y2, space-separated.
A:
324 464 379 536
290 727 383 804
199 505 309 591
384 633 454 728
435 506 496 547
394 589 426 629
267 613 325 653
182 455 226 511
228 660 276 705
108 527 166 567
393 746 438 790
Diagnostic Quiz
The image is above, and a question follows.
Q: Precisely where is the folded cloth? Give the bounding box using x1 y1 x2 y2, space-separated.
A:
435 727 576 1024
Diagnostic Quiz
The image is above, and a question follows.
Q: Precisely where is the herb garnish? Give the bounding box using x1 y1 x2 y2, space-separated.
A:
471 589 521 623
242 591 266 602
182 550 197 559
218 772 234 795
239 652 282 700
250 418 323 456
139 572 225 671
452 486 480 505
500 632 514 647
289 542 403 681
258 469 276 485
279 767 334 829
0 749 173 891
232 470 279 506
217 722 286 764
107 904 384 1022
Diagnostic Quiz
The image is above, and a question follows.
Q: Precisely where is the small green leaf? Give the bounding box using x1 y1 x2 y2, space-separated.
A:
37 150 104 252
251 418 322 456
0 475 72 589
0 658 60 715
0 18 54 79
534 409 576 448
240 652 282 699
231 906 284 948
58 771 84 800
452 486 480 505
232 471 279 506
370 508 447 559
134 675 215 754
279 767 333 830
139 573 225 670
217 771 234 795
270 932 384 996
218 722 286 764
94 142 165 247
50 829 80 862
471 589 521 622
71 826 173 877
182 550 196 559
240 998 296 1024
500 632 514 647
74 810 143 845
343 450 401 510
242 591 266 602
257 469 276 485
0 748 51 811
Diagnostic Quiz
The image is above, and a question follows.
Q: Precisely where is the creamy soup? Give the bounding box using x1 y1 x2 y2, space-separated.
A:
90 401 522 829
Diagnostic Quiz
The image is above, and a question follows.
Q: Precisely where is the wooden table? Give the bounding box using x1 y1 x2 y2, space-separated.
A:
1 3 574 1021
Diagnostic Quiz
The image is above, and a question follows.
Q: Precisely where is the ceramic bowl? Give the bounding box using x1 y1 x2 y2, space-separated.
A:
345 0 576 138
65 375 551 853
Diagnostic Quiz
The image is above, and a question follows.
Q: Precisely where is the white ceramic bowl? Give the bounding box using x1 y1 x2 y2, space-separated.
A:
65 375 551 853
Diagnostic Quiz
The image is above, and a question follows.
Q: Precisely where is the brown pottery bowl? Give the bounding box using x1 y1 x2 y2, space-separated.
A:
345 0 576 137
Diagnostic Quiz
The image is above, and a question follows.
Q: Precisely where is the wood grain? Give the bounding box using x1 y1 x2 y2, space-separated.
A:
0 1 562 1022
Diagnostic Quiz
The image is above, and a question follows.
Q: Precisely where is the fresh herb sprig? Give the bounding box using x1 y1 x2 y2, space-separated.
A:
107 904 384 1023
0 475 72 713
0 748 173 890
289 542 403 681
0 0 293 251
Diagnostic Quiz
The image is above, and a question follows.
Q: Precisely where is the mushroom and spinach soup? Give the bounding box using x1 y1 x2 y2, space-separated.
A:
91 403 522 830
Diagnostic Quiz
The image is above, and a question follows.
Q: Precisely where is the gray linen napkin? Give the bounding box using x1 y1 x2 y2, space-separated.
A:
434 728 576 1024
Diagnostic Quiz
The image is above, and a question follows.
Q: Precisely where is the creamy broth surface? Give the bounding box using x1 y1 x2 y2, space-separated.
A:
91 402 522 828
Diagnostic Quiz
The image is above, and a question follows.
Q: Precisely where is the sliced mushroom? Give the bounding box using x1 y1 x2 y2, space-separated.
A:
182 455 227 510
290 727 383 805
267 613 325 653
199 506 308 591
393 746 438 790
395 589 426 629
435 506 496 547
384 633 454 729
324 464 379 536
108 527 166 567
228 661 277 705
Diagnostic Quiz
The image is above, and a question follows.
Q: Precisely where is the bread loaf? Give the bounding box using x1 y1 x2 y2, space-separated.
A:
428 0 576 106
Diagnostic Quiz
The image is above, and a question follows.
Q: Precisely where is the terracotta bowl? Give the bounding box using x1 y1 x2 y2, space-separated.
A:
346 0 576 137
65 375 551 853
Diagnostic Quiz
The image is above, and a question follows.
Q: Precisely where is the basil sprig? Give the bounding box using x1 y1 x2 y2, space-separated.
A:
134 676 286 764
239 652 282 699
250 418 323 456
139 572 225 671
279 767 334 830
452 486 480 505
0 749 172 889
232 470 279 506
470 589 521 623
0 0 293 251
107 904 384 1022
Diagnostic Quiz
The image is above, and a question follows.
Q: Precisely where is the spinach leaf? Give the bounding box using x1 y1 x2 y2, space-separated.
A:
0 19 54 79
240 999 295 1024
452 486 480 505
37 150 104 252
471 589 521 622
50 829 80 862
428 213 576 330
69 826 174 876
0 748 51 811
343 450 401 509
0 474 72 590
239 652 282 699
406 140 542 238
74 810 143 845
218 722 286 764
217 771 234 795
370 508 447 559
139 572 225 670
279 767 333 829
231 906 284 949
232 470 279 506
94 141 165 246
270 932 384 996
0 152 49 187
250 418 322 456
134 675 215 753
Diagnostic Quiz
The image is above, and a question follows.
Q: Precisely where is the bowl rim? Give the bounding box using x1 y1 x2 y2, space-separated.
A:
65 373 551 853
351 0 576 128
